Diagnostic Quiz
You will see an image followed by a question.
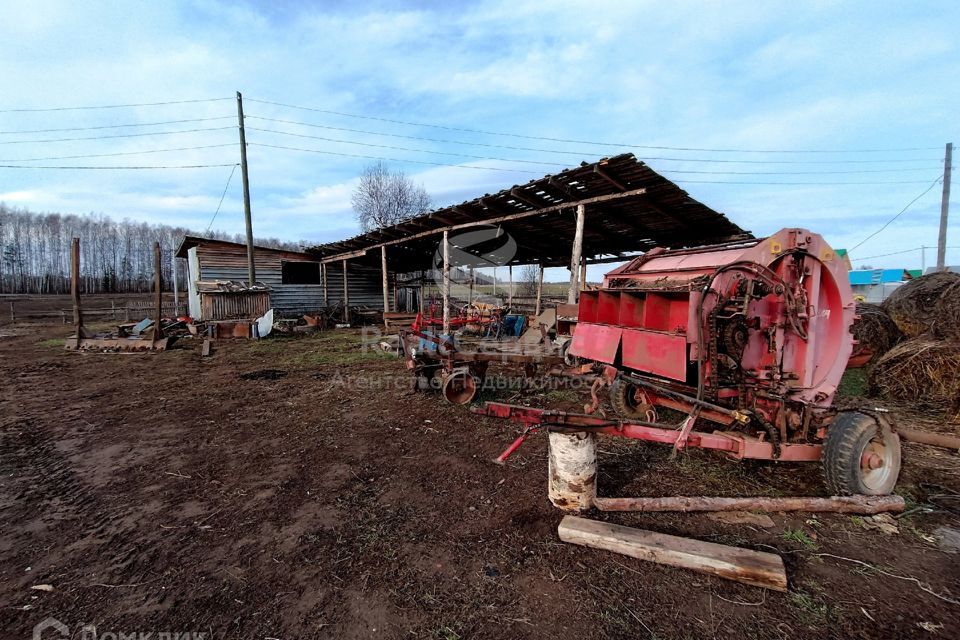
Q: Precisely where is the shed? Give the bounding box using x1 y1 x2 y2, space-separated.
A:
175 236 394 320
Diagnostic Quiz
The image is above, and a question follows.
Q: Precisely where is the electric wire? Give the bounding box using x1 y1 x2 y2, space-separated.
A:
206 164 238 232
0 126 237 145
0 163 240 170
849 175 945 251
0 143 237 163
246 98 942 154
247 126 939 174
0 97 233 113
852 246 960 262
0 116 236 135
247 142 544 174
246 126 569 166
245 116 941 166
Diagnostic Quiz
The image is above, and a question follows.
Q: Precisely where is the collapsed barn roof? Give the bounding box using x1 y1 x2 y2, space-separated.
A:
307 153 751 272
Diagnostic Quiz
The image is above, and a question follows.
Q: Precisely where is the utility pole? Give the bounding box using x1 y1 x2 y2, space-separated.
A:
236 91 256 285
937 142 952 271
920 245 926 273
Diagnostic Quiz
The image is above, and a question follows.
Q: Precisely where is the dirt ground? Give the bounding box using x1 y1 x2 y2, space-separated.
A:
2 323 959 639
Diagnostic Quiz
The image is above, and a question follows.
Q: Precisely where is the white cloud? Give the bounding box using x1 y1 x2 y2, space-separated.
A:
0 0 956 271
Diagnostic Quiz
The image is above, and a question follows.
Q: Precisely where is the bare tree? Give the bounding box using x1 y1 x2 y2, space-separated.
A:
351 161 431 232
518 264 540 297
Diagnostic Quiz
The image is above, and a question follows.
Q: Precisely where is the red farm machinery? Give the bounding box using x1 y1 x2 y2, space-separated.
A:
475 228 902 496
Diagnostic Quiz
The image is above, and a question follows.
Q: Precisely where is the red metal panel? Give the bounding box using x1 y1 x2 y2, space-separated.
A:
618 291 645 328
621 328 688 381
578 291 599 323
569 323 622 364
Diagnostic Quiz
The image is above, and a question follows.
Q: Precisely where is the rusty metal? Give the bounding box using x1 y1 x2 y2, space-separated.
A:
473 402 823 463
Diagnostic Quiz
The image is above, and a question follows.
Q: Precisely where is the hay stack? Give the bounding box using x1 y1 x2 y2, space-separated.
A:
931 277 960 339
881 271 960 338
868 336 960 410
851 302 902 364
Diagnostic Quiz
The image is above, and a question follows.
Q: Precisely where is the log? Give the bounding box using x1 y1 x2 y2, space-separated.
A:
201 339 212 357
897 427 960 451
558 515 788 591
593 495 905 514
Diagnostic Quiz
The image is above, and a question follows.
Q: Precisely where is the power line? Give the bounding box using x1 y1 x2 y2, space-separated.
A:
247 98 943 154
0 97 232 113
0 126 236 145
246 126 941 176
660 177 940 186
248 142 945 183
0 163 240 170
246 126 569 166
848 175 945 251
0 143 237 162
247 142 544 174
0 116 236 135
207 164 238 232
852 246 960 262
245 115 942 166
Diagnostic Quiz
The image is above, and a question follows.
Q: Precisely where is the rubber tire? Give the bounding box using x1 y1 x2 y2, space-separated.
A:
822 411 901 495
608 377 652 421
559 339 579 367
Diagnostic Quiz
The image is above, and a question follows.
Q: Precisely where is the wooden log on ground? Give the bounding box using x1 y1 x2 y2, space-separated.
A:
897 427 960 451
558 515 787 591
201 339 212 357
593 495 905 514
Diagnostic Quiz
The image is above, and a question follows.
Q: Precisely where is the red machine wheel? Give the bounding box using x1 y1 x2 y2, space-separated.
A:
823 411 901 495
442 369 478 404
609 378 657 421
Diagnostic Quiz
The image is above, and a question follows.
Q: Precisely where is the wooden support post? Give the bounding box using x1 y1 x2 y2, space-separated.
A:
567 204 585 304
534 264 544 317
9 301 15 323
342 259 350 324
322 262 328 307
579 257 587 294
558 516 788 592
381 245 389 314
593 495 905 514
468 267 474 305
442 229 450 335
492 266 497 297
153 242 164 341
171 251 180 317
69 237 89 346
508 265 513 309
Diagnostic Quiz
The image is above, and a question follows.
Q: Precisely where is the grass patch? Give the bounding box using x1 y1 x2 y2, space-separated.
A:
790 591 829 624
246 329 397 367
837 368 868 398
781 528 818 549
38 338 63 348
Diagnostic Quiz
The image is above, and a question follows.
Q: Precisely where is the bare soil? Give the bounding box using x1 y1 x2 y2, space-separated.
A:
2 325 959 639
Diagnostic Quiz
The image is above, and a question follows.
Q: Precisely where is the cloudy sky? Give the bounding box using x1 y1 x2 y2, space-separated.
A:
0 0 957 278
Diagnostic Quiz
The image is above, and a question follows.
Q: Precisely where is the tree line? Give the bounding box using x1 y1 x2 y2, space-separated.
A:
0 204 299 295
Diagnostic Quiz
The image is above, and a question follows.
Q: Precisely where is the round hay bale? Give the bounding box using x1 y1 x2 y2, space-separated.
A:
868 336 960 410
931 278 960 339
881 272 960 338
851 302 902 365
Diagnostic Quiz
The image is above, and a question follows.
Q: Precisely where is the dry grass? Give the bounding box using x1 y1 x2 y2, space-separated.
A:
868 336 960 410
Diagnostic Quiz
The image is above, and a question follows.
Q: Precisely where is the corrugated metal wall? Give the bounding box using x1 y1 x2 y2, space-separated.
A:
195 243 393 316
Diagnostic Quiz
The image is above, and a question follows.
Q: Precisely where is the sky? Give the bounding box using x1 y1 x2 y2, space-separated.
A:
0 0 957 281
